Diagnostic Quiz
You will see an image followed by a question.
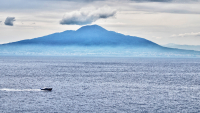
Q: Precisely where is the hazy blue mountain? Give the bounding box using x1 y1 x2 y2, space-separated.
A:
5 25 161 48
0 25 200 57
163 43 200 51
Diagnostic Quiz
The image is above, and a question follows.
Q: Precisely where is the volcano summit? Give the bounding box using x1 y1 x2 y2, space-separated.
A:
0 25 199 57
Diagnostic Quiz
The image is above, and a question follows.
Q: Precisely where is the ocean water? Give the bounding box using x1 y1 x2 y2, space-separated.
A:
0 56 200 113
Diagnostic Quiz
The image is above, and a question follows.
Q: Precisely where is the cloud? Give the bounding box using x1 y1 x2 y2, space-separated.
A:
131 0 172 2
43 0 105 1
130 0 200 3
129 2 200 14
60 6 116 25
171 32 200 37
4 17 15 26
43 0 200 3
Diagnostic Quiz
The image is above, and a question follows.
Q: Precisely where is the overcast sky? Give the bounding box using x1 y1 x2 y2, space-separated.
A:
0 0 200 45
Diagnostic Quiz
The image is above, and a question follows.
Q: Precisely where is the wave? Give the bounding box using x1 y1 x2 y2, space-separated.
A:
0 88 41 91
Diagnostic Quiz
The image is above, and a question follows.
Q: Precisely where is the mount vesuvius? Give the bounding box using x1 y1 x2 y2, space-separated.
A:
0 25 199 57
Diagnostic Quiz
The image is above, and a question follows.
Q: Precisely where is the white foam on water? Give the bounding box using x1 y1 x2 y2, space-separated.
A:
0 88 41 91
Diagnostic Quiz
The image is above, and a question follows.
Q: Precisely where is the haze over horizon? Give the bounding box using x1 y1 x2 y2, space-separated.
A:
0 0 200 46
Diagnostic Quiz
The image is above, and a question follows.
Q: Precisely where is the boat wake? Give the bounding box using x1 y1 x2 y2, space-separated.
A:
0 88 41 92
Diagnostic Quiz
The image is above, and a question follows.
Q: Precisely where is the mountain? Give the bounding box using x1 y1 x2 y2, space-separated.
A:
0 25 200 57
163 43 200 51
5 25 161 48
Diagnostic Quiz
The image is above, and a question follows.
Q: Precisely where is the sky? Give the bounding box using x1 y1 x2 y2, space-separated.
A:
0 0 200 45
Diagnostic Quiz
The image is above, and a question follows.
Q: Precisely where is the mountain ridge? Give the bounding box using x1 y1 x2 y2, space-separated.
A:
0 25 200 57
3 25 162 48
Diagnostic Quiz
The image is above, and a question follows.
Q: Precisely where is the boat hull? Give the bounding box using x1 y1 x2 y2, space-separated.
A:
40 88 52 91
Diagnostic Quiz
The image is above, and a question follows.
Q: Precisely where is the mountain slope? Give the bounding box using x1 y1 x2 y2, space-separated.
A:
163 43 200 51
0 25 200 57
4 25 161 48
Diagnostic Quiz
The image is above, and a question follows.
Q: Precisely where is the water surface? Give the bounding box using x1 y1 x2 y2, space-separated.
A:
0 57 200 112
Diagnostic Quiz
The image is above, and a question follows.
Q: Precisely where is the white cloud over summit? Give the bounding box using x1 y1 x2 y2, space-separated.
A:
60 6 116 25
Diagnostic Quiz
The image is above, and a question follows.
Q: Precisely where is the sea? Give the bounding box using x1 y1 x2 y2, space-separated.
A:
0 56 200 113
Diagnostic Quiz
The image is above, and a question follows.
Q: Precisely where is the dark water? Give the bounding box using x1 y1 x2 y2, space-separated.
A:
0 57 200 113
